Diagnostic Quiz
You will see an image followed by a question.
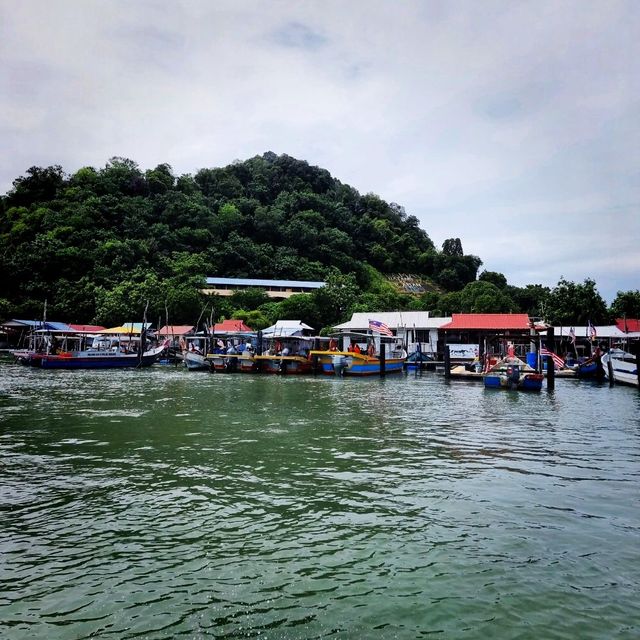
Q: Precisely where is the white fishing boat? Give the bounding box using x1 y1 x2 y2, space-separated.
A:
601 349 639 387
183 348 209 371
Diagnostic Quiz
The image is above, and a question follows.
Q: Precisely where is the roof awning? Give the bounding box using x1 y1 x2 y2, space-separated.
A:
441 314 533 331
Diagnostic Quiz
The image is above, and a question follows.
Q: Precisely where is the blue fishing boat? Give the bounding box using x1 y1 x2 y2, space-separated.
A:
14 331 167 369
314 350 407 376
575 353 603 379
38 342 167 369
483 356 544 391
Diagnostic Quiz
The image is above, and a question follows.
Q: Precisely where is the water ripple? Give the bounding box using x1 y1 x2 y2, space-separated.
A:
0 364 639 638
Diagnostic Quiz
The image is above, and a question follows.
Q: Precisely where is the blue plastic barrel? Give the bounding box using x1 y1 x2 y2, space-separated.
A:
526 352 537 369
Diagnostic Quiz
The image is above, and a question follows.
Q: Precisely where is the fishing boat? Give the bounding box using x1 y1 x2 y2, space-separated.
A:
38 339 167 369
601 349 639 387
39 345 166 369
209 349 259 373
183 347 209 371
251 320 319 375
310 332 407 377
207 332 258 373
483 356 544 391
13 325 167 369
180 335 211 371
312 348 407 376
253 338 315 374
575 353 603 379
405 349 435 371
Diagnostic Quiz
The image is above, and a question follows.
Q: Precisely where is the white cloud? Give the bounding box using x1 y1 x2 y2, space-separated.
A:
1 0 638 302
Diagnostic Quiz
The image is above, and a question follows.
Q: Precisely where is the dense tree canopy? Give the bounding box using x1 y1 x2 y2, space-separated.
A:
0 153 633 329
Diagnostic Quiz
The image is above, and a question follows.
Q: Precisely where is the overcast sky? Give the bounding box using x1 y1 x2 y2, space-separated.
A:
1 0 638 302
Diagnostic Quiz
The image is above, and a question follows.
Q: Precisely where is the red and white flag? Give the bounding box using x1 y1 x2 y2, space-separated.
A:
541 348 565 370
368 319 393 337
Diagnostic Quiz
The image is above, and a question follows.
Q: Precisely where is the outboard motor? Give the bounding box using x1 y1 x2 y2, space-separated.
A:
332 355 348 377
506 364 520 388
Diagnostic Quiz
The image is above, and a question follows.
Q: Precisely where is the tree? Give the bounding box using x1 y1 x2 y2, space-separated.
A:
506 284 549 317
230 288 270 311
146 164 175 195
232 309 271 330
6 165 66 208
442 237 463 256
610 290 640 319
459 281 516 313
479 270 508 289
311 271 359 326
544 278 610 325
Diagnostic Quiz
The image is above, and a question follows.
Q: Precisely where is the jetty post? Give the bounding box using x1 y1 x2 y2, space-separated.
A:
595 349 605 382
379 342 386 377
444 344 451 379
546 327 555 391
607 351 615 387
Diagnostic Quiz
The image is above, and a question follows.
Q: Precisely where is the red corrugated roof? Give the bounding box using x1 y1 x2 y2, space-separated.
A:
68 324 106 333
441 314 533 330
157 325 194 336
616 318 640 333
213 319 253 332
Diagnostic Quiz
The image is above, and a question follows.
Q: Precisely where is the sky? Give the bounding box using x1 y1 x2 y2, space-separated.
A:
1 0 638 303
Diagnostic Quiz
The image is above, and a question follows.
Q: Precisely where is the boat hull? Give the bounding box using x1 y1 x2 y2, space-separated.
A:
208 353 258 373
33 344 166 370
483 372 543 391
183 351 209 371
39 352 161 369
312 351 405 376
602 352 639 388
254 355 313 374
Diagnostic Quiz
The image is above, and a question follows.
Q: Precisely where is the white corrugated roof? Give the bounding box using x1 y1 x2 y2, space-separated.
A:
261 320 314 337
554 325 628 339
334 312 451 330
206 277 325 288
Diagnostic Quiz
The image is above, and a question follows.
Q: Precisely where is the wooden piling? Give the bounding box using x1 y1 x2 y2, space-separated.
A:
607 351 614 387
444 345 451 379
546 328 555 391
379 344 386 377
595 350 605 382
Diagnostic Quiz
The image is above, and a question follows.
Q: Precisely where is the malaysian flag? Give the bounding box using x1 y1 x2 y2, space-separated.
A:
541 348 565 370
368 319 394 337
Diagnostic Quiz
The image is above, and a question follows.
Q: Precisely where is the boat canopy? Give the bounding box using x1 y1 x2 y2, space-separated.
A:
101 323 152 335
261 320 314 337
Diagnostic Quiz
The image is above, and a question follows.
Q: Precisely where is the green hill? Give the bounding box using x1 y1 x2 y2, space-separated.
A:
0 153 486 328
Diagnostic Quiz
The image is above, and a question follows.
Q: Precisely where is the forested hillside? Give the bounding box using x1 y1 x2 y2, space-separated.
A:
1 153 635 330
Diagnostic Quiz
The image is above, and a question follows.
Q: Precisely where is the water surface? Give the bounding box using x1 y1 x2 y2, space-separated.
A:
1 364 639 638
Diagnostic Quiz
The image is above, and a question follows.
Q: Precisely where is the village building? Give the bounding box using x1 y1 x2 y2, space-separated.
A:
203 277 326 299
440 314 537 361
333 312 452 357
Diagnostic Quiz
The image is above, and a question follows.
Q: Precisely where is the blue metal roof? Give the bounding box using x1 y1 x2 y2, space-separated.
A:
10 320 72 331
206 277 326 288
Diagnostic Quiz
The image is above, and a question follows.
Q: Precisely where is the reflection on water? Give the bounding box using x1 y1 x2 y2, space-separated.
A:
1 364 639 639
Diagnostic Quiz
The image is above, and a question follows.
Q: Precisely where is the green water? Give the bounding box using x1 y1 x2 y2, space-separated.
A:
1 363 639 639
